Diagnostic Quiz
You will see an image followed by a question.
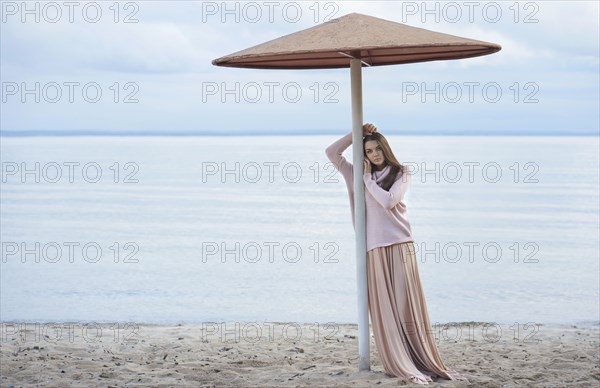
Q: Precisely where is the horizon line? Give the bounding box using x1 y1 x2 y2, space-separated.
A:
1 129 598 137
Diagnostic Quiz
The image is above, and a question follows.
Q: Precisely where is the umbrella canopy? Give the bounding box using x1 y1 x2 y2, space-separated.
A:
212 12 501 69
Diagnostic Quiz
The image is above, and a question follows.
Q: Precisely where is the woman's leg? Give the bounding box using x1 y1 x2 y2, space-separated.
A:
367 244 435 384
367 242 469 384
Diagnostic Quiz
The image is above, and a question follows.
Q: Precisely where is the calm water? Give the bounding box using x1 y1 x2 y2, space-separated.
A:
1 135 598 327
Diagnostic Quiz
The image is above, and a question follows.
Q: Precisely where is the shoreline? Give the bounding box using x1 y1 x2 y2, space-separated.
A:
2 321 598 387
3 319 598 327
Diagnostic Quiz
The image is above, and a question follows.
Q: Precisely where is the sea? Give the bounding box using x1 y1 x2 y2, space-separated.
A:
1 134 599 328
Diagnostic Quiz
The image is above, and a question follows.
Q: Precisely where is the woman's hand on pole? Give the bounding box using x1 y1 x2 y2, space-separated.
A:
362 123 378 137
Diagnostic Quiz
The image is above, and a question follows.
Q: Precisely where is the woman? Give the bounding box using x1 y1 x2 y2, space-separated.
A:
325 123 468 385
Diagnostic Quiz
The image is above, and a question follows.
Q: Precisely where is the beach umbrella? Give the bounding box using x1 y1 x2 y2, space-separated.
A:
212 12 501 371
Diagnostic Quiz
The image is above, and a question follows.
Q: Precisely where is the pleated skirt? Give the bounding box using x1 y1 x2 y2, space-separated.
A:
366 241 470 385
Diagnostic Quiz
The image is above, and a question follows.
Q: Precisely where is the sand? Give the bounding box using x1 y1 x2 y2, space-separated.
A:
1 321 598 387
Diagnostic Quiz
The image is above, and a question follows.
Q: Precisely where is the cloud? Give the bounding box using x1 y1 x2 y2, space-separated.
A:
1 0 598 134
2 19 222 74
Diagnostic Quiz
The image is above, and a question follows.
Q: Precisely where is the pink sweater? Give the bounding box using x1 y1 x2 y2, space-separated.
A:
325 132 414 252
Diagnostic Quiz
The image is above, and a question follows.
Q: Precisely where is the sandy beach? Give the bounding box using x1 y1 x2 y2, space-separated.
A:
1 321 598 387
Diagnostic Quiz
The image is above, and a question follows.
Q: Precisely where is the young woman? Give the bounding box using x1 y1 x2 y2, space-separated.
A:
325 123 468 385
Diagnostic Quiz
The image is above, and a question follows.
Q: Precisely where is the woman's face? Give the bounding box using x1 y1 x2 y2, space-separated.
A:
364 140 386 169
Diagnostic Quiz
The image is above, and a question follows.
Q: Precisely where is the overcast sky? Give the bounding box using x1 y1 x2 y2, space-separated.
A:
1 1 598 135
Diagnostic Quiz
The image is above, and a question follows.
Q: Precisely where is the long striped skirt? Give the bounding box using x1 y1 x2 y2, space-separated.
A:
366 241 470 385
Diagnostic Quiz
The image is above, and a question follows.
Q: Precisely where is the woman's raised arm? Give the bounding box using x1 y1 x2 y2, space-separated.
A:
325 132 354 179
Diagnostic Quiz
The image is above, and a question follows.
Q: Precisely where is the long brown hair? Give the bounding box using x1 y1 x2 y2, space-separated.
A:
363 132 407 191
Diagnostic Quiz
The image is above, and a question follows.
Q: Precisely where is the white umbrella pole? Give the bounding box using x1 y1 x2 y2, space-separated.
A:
350 58 370 371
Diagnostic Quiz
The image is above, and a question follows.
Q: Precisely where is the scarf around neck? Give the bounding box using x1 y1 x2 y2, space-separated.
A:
372 164 392 185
